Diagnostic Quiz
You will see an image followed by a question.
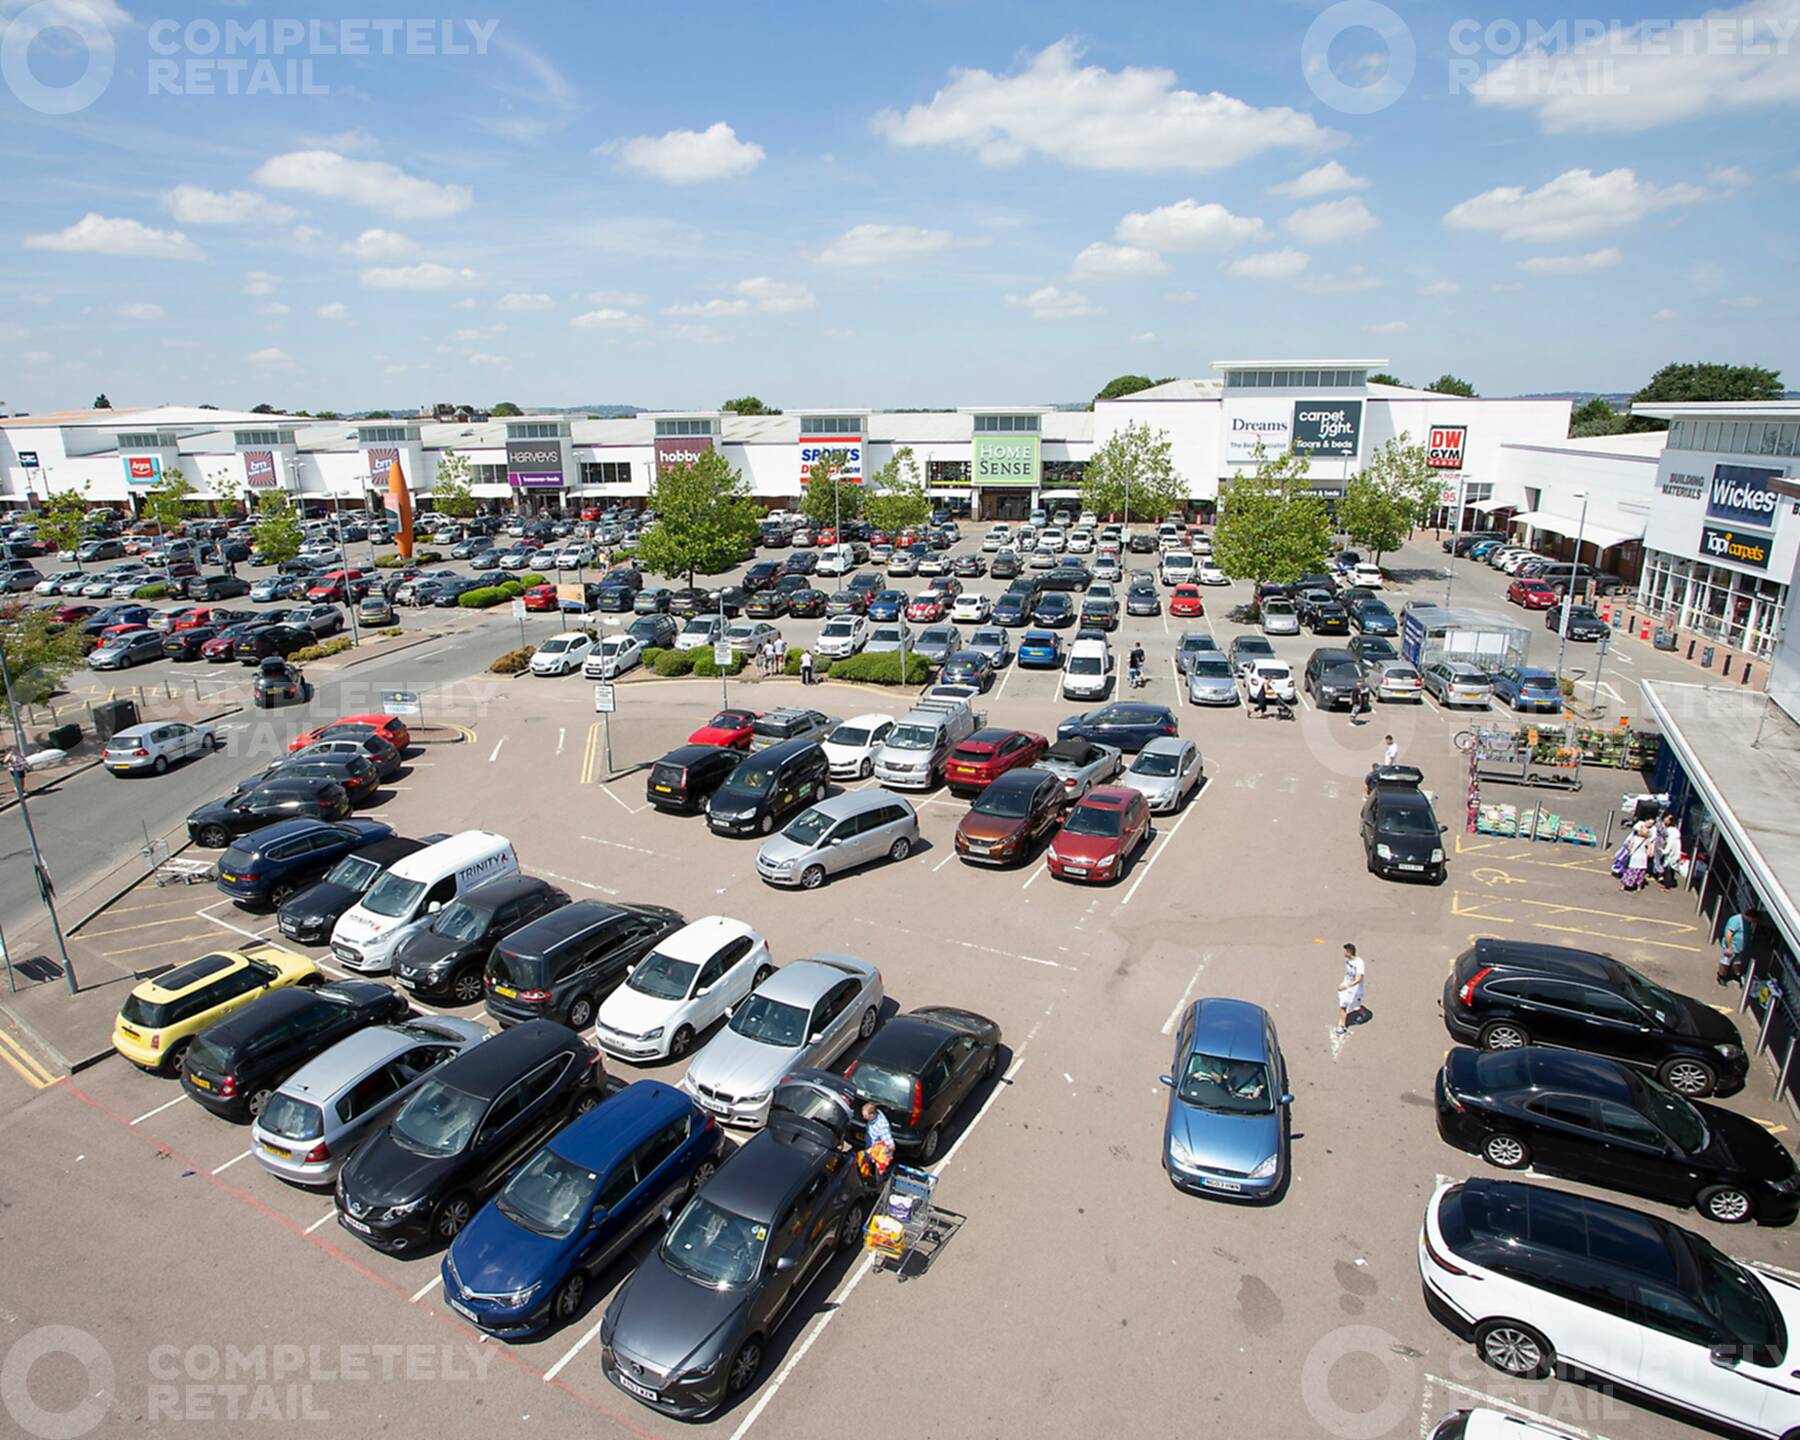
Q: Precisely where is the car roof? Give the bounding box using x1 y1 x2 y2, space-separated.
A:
228 818 338 851
1448 1179 1682 1285
137 950 246 999
432 1018 581 1099
1136 736 1188 756
500 898 627 955
703 1125 825 1222
551 1080 693 1170
1076 785 1137 811
805 789 909 822
1186 997 1273 1061
458 871 554 907
654 915 758 962
757 955 871 1006
384 830 512 883
280 1019 481 1101
858 1014 957 1071
1469 938 1615 981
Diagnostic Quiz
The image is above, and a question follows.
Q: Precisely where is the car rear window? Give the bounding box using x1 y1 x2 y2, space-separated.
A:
187 1034 233 1073
650 761 688 788
120 993 173 1028
488 948 548 988
850 1059 917 1110
754 716 799 738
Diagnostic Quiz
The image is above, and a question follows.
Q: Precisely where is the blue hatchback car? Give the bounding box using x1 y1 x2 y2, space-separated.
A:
1161 997 1292 1202
866 589 909 622
1490 665 1564 713
442 1080 723 1338
214 817 394 907
1016 630 1063 669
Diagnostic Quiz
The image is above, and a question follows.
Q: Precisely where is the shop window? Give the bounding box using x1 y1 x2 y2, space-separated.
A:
579 462 631 485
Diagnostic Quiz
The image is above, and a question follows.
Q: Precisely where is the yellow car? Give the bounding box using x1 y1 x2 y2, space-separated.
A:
112 942 322 1073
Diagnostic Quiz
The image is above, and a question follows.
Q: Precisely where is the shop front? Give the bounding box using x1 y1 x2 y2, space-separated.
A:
507 439 566 513
971 430 1039 521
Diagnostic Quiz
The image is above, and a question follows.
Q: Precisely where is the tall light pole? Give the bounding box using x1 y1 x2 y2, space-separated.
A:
0 636 77 994
1442 473 1468 608
1552 491 1590 684
335 515 362 648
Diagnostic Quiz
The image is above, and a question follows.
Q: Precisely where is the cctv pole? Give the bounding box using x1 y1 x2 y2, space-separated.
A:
1552 492 1590 684
336 520 361 648
1442 474 1467 607
0 637 77 994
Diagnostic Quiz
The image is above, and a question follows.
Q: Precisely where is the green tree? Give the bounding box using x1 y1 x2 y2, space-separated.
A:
490 401 523 417
144 467 195 535
1626 362 1783 431
1569 397 1627 438
636 449 761 586
1367 372 1405 387
91 393 111 409
430 450 477 518
1079 420 1188 523
363 410 395 420
251 491 304 568
212 467 243 519
251 402 276 414
863 447 931 534
1210 445 1331 599
1337 474 1411 561
36 486 90 565
721 395 778 416
798 456 866 531
0 606 89 721
1093 374 1157 403
1426 374 1477 397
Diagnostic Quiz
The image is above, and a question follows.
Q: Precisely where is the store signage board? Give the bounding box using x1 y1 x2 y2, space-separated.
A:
1706 463 1784 531
1291 400 1363 459
1698 524 1771 572
1224 401 1292 465
1426 425 1467 471
507 440 564 490
971 433 1040 487
799 438 863 484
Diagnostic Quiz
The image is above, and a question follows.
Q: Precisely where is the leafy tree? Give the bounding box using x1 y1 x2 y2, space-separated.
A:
1569 397 1627 438
0 606 89 721
251 491 304 568
1626 362 1783 431
1367 372 1405 387
312 410 342 421
863 447 931 534
144 467 195 536
1338 473 1411 561
251 402 276 414
363 410 395 420
490 402 523 417
212 467 243 518
1210 445 1331 598
798 456 865 531
1080 421 1188 523
1426 374 1476 397
430 450 477 518
36 486 91 565
91 393 111 409
636 448 761 586
1094 374 1157 402
721 396 778 416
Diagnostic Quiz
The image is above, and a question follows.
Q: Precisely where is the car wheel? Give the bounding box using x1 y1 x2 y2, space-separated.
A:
800 865 827 890
434 1193 475 1242
858 1005 878 1040
198 825 229 849
1477 1021 1529 1051
152 754 169 775
669 1025 696 1059
836 1196 871 1251
1659 1055 1716 1097
566 995 595 1030
204 732 220 750
163 1038 193 1075
246 1087 274 1119
888 836 912 863
1474 1319 1553 1380
859 758 873 778
758 813 774 836
753 964 774 987
918 1125 942 1163
726 1336 764 1397
552 1272 586 1323
450 969 485 1006
570 1088 601 1118
690 1158 718 1196
268 881 297 907
1698 1184 1754 1224
1481 1134 1530 1170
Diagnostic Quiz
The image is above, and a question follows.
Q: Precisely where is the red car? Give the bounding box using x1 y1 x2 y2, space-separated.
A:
201 628 249 660
579 506 603 521
1507 578 1557 609
306 568 366 601
98 621 152 641
173 605 234 631
1168 585 1205 617
52 603 98 624
688 708 761 749
906 595 946 623
288 712 412 753
523 583 559 612
1046 786 1152 884
815 528 836 546
943 727 1049 795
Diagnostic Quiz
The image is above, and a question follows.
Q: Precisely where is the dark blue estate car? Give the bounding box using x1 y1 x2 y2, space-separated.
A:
214 818 394 907
866 589 909 622
442 1080 722 1338
1056 703 1178 753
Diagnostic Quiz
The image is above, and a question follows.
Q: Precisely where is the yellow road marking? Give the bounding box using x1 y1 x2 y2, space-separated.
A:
1470 867 1528 888
0 1030 55 1088
1451 892 1705 954
1454 830 1610 875
579 721 604 786
1753 1119 1789 1135
100 931 217 958
82 913 215 939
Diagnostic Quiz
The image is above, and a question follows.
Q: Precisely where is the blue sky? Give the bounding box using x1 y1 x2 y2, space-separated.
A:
2 0 1796 413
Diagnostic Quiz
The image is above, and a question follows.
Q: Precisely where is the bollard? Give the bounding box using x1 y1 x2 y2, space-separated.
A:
1639 619 1652 641
1723 656 1733 679
1743 665 1754 687
1687 639 1696 659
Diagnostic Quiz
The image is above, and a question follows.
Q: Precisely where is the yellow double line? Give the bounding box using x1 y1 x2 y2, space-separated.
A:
0 1028 58 1090
578 721 605 786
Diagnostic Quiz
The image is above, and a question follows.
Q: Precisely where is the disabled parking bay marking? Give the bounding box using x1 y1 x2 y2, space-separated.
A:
1450 891 1704 953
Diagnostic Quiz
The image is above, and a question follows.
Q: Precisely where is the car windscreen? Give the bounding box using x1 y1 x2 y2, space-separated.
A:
1378 806 1439 838
1191 659 1233 679
888 723 937 751
972 783 1035 818
1131 750 1180 777
323 853 384 891
822 620 854 636
1179 1052 1274 1113
782 808 834 846
1063 805 1123 838
716 760 778 797
358 871 424 919
661 1196 765 1289
429 899 493 942
496 1147 599 1240
1692 1240 1785 1359
258 1092 324 1141
728 994 807 1047
1069 656 1103 675
628 951 697 1001
828 725 870 748
390 1081 483 1157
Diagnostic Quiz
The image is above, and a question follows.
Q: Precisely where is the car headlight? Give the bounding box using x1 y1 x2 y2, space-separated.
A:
743 1090 771 1107
639 1027 665 1042
493 1282 543 1308
1249 1154 1280 1180
1430 848 1445 864
382 1196 429 1221
1376 844 1393 860
1716 1044 1744 1060
1166 1131 1194 1165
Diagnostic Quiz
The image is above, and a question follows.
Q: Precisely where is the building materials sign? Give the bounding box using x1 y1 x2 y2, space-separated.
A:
971 433 1039 487
122 454 162 486
799 436 863 484
1425 425 1468 471
244 450 278 489
1291 400 1363 459
1706 463 1784 531
1699 524 1771 572
507 440 564 490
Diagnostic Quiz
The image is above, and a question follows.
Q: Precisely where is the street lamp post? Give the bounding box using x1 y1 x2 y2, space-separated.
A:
1442 473 1468 607
335 517 362 648
0 636 77 994
1553 491 1591 685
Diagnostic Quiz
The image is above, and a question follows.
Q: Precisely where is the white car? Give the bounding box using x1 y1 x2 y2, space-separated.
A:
554 543 596 569
1350 562 1384 589
723 620 782 655
582 633 641 678
814 546 852 577
950 594 991 624
1061 638 1113 700
814 615 869 659
981 527 1011 553
1066 529 1094 554
1038 528 1066 553
529 631 594 676
1160 552 1197 585
594 915 774 1063
102 720 218 775
1248 659 1297 702
1197 559 1228 585
822 712 895 779
673 615 724 652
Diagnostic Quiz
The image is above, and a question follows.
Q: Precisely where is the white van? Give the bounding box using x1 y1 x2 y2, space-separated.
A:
330 830 518 973
872 696 982 789
1061 638 1113 700
1160 551 1197 585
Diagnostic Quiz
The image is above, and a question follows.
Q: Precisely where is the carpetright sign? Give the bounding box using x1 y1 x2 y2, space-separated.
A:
971 433 1040 487
1291 400 1363 459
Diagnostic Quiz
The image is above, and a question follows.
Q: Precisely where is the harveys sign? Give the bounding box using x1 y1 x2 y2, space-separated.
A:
1426 425 1468 471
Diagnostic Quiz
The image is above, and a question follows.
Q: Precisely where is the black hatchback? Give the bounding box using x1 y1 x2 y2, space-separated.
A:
845 1006 1002 1162
392 873 569 1006
646 744 744 812
181 980 407 1121
486 901 685 1031
335 1019 603 1252
276 833 436 944
187 776 351 847
1359 766 1447 882
1442 939 1749 1097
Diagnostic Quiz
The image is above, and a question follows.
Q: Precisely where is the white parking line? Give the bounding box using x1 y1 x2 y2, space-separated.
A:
1021 861 1047 889
410 1274 443 1303
305 1209 337 1234
932 851 957 872
994 663 1014 701
538 868 620 896
579 834 660 858
488 737 507 763
211 1149 253 1175
1421 1375 1612 1440
1161 954 1211 1035
1118 767 1215 909
556 727 566 756
544 1310 607 1382
130 1095 187 1126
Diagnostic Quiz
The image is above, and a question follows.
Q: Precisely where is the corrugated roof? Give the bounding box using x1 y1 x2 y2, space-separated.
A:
1099 379 1220 402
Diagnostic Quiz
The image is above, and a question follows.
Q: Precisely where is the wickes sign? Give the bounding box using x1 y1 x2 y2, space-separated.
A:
1706 463 1784 531
972 433 1039 487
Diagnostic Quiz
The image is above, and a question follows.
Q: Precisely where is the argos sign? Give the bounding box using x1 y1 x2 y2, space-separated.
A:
1706 463 1784 531
799 439 863 484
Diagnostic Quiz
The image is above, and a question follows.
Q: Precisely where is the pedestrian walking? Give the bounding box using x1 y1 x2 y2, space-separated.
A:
1617 818 1655 892
1649 812 1671 885
1335 943 1365 1035
1248 670 1267 719
1349 678 1368 726
1128 643 1145 690
1716 907 1760 986
800 647 815 686
1382 734 1398 767
1658 812 1683 889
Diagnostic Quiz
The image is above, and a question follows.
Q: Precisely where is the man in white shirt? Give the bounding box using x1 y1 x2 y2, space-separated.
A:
1382 735 1398 767
1336 942 1365 1036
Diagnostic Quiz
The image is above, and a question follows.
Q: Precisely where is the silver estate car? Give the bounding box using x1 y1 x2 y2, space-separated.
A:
1120 737 1203 813
249 1016 490 1185
1161 997 1292 1202
1186 655 1240 706
755 790 918 888
1421 662 1493 708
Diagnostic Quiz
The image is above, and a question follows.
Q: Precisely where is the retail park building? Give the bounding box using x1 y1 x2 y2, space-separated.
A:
2 362 1797 659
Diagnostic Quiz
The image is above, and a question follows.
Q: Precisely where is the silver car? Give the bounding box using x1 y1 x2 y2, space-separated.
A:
1363 658 1425 702
756 790 919 888
1260 599 1301 636
1120 737 1203 813
250 1016 490 1186
1421 662 1492 708
1175 631 1220 676
680 954 884 1127
966 626 1013 669
102 720 217 774
1186 655 1240 706
1037 736 1123 802
913 624 962 666
864 623 912 656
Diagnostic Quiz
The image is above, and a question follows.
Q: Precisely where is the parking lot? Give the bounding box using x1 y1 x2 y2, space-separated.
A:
5 526 1796 1440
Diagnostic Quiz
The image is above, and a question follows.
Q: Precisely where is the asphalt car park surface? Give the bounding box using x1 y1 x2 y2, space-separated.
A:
5 529 1796 1440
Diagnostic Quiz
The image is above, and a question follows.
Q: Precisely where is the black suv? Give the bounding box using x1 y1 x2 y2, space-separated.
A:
705 738 828 836
187 776 351 847
846 1006 1002 1162
1442 939 1748 1096
180 980 407 1120
335 1019 603 1251
486 901 685 1030
646 744 744 812
393 873 569 1006
1304 648 1361 708
1359 766 1446 882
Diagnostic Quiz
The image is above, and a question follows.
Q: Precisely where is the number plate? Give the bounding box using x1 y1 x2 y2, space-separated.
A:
1203 1178 1243 1193
448 1298 478 1323
1064 866 1087 877
616 1375 659 1403
261 1141 291 1159
341 1214 371 1234
1398 863 1423 872
654 784 672 793
494 984 517 999
190 1075 212 1090
395 974 416 990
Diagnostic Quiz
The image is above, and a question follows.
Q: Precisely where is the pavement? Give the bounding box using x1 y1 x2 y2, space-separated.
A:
2 531 1797 1440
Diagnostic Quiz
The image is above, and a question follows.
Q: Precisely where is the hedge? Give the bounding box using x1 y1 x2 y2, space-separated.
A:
651 647 695 677
692 648 745 677
489 645 534 674
826 651 931 685
132 583 169 599
458 586 510 609
291 634 356 663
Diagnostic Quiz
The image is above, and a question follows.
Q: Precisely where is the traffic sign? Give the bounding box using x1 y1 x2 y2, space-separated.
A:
713 642 733 667
381 690 421 717
511 598 527 620
593 683 616 714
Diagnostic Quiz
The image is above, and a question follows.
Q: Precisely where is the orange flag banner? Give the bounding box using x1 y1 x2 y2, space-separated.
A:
386 457 414 559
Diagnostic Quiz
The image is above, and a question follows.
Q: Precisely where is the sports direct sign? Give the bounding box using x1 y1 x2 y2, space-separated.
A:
1426 425 1468 471
799 437 863 484
1706 463 1784 531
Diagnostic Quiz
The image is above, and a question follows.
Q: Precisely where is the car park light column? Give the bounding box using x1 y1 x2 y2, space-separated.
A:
1552 491 1588 687
336 519 361 649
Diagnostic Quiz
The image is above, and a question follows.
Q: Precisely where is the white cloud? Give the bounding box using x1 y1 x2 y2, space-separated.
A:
1070 242 1169 279
1162 289 1203 303
1443 168 1705 243
588 289 647 306
816 223 955 267
254 151 472 219
570 308 646 332
248 347 292 368
1365 319 1409 335
1269 161 1369 198
465 352 509 366
360 263 479 291
1115 199 1263 252
1005 284 1102 320
291 225 322 245
665 323 724 346
735 276 815 313
1226 249 1309 280
608 122 764 183
24 213 204 260
824 326 855 340
1301 264 1380 294
1419 279 1461 296
666 298 752 318
1129 331 1156 343
1691 260 1726 293
1652 307 1679 321
259 302 290 315
301 129 380 154
496 292 553 312
244 270 278 296
1518 247 1623 275
315 302 348 320
1709 165 1753 191
343 228 418 261
874 38 1340 172
1281 196 1378 243
160 185 297 227
23 350 50 365
1469 1 1800 134
115 301 165 321
1721 294 1765 309
452 297 477 309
